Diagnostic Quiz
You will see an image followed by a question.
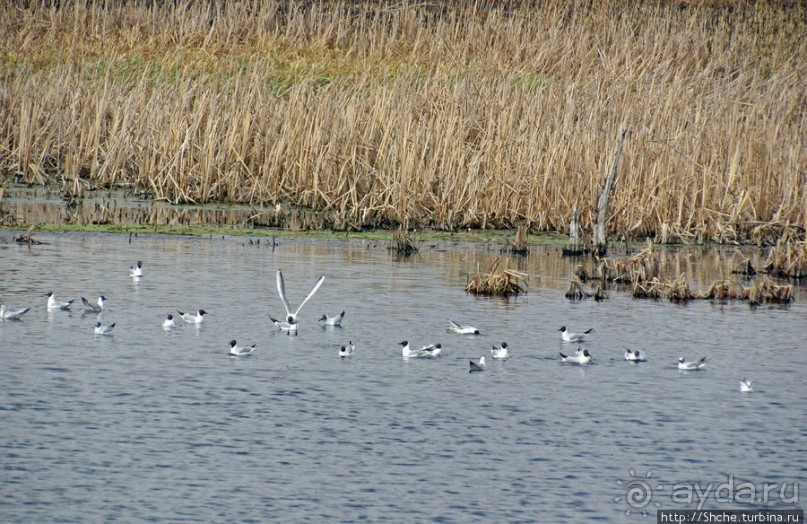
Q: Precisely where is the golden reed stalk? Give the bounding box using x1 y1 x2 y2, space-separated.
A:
0 1 804 242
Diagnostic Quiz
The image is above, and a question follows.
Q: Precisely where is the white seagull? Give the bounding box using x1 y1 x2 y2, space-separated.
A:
448 320 480 335
47 291 73 310
399 340 417 357
229 339 256 356
491 342 509 360
178 309 207 324
0 304 30 321
81 295 106 313
94 321 116 335
275 269 325 329
162 314 176 330
469 356 487 373
677 356 707 371
560 348 592 365
399 340 440 358
339 341 355 358
129 261 143 278
319 311 345 327
559 326 594 343
624 349 647 362
739 378 754 393
269 316 298 332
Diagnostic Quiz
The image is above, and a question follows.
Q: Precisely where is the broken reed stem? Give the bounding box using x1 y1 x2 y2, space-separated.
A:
568 240 794 305
565 275 593 300
764 239 807 279
466 257 528 297
509 225 530 255
593 126 626 256
389 224 418 255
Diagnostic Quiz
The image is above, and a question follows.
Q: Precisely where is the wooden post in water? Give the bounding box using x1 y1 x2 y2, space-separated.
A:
562 204 585 256
569 204 581 251
593 126 627 257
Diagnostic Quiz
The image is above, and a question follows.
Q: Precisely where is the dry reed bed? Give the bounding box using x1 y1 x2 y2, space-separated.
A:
466 257 527 297
764 239 807 279
571 242 794 304
0 1 805 241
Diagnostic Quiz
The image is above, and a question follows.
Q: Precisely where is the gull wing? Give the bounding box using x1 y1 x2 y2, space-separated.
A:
1 305 30 320
276 270 293 317
81 297 100 312
292 275 325 317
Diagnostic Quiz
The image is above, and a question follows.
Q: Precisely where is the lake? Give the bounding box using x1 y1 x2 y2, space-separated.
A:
1 231 805 522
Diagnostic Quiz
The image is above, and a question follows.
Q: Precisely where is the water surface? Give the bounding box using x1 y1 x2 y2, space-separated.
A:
1 232 805 522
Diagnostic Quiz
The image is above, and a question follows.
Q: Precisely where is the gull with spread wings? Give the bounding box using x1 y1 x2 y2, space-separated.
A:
271 269 325 332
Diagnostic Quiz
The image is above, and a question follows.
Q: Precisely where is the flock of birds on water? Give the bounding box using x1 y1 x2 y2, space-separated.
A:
0 259 755 393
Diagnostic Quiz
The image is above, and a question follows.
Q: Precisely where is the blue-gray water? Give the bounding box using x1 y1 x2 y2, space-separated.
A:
1 232 805 522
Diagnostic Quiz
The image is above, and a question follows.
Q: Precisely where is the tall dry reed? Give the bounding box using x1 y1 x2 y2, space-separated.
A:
0 1 804 241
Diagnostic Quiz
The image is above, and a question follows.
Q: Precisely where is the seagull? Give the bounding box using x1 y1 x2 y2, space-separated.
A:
228 339 256 356
46 291 73 310
469 356 487 373
491 342 509 360
399 340 417 357
129 261 143 278
624 349 647 362
678 356 707 371
339 341 355 358
559 326 594 343
421 343 442 358
94 321 116 335
448 320 480 335
319 311 345 327
275 269 324 328
178 310 207 324
270 316 298 332
0 304 30 321
739 378 753 393
162 314 176 330
399 340 439 358
559 348 592 365
81 295 106 313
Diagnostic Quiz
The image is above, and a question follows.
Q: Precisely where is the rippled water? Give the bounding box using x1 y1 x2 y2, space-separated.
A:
1 232 805 522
